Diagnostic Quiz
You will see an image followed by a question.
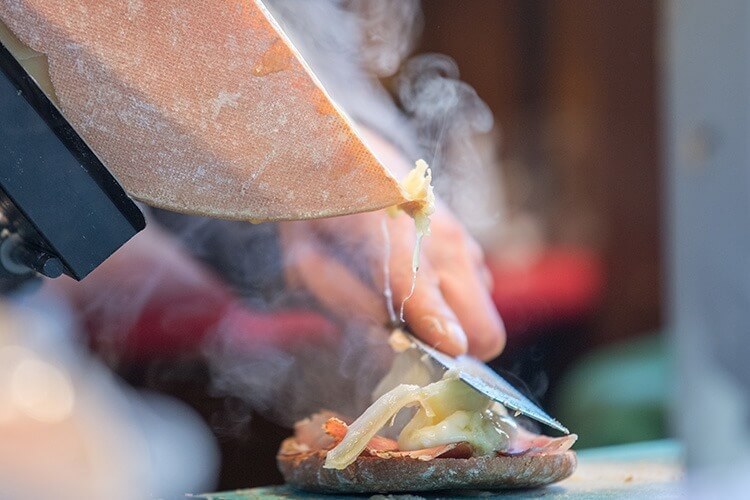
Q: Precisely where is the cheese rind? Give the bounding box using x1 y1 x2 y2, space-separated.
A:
0 1 410 221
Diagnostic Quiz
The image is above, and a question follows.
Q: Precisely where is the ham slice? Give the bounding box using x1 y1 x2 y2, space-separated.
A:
293 411 342 451
503 426 578 456
287 414 575 463
325 417 399 453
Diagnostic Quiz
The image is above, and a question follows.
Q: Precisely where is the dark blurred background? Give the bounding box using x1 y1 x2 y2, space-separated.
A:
418 0 664 449
421 0 660 342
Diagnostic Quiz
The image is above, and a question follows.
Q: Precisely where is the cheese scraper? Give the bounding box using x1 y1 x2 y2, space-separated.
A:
407 333 570 434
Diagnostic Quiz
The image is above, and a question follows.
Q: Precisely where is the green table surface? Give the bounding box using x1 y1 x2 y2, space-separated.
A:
194 440 683 499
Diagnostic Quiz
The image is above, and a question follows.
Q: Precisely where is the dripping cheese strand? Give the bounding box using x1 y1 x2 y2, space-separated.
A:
399 237 420 321
387 160 435 322
380 216 398 325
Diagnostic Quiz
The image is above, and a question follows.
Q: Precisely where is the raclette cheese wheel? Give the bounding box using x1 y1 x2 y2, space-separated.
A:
0 0 410 221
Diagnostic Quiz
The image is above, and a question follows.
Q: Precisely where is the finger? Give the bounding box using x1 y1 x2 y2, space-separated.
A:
465 237 494 290
308 212 467 356
422 213 504 358
399 266 468 357
384 223 468 356
479 262 494 290
438 266 506 361
283 231 388 323
464 234 487 265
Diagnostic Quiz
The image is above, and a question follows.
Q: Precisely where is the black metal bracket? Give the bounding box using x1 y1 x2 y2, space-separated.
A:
0 40 145 281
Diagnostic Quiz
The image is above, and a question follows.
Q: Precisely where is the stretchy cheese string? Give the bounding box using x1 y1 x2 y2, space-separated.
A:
386 160 435 322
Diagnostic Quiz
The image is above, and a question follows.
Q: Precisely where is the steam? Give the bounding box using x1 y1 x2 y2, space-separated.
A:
205 318 393 427
150 212 286 306
262 0 422 157
398 54 494 152
354 0 424 78
397 54 505 238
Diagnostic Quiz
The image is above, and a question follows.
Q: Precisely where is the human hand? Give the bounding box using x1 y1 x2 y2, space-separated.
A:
279 131 505 361
43 223 335 358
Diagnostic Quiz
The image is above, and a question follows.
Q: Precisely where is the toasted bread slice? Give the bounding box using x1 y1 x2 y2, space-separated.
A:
277 440 576 494
0 1 408 221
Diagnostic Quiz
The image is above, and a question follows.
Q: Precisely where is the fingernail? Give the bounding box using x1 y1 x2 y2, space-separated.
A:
444 320 468 354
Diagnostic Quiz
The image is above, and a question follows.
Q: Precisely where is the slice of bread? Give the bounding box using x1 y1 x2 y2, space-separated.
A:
277 439 577 494
0 1 407 221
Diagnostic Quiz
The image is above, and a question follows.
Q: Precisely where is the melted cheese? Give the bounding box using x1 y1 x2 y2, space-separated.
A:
323 383 422 470
324 351 516 470
386 328 412 353
399 409 508 455
396 159 435 239
397 376 509 454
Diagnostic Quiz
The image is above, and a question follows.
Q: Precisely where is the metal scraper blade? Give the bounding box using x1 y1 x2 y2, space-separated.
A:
408 334 569 434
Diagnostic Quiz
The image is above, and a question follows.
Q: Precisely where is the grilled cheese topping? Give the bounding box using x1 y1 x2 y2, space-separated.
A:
324 347 517 471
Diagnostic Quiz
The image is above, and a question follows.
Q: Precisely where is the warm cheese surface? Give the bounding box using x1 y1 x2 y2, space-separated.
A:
324 348 517 471
398 377 510 455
